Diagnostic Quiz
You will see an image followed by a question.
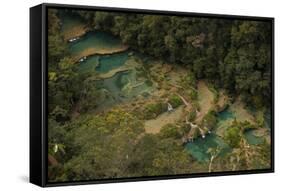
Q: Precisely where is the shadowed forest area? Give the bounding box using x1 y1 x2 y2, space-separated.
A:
47 8 272 182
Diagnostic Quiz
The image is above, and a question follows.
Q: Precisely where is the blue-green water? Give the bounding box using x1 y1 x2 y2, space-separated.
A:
78 52 128 74
218 108 263 145
217 108 235 121
244 130 264 145
78 56 100 73
95 52 128 73
186 107 267 162
93 67 154 111
69 31 124 56
95 71 131 105
185 108 233 162
186 134 231 162
67 29 153 108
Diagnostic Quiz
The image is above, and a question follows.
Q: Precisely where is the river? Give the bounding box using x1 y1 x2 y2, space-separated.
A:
61 13 269 164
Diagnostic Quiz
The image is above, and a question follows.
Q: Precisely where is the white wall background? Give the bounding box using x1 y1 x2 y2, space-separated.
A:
0 0 279 190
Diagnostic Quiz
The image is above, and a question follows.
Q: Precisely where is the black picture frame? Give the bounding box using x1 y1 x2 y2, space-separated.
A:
30 3 275 187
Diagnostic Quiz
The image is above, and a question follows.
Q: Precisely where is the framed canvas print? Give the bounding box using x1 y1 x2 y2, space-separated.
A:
30 3 274 187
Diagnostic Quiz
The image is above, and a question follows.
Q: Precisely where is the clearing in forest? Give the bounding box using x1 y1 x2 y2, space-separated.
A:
144 105 185 134
196 81 215 122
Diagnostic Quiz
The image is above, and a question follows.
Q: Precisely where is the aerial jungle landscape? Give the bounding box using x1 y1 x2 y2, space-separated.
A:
47 8 272 182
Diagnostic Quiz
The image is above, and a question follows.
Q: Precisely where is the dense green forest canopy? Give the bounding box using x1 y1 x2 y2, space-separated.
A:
48 9 272 117
47 9 272 182
76 10 272 108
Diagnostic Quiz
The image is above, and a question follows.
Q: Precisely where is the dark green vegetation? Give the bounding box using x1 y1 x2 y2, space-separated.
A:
79 11 272 107
47 9 272 182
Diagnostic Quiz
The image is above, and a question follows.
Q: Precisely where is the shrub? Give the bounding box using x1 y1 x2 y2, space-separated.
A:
201 110 217 130
256 110 265 127
187 109 197 122
145 79 153 86
224 126 241 148
144 102 166 119
159 124 182 139
206 82 219 103
180 72 198 101
187 89 198 100
181 72 196 88
168 95 183 108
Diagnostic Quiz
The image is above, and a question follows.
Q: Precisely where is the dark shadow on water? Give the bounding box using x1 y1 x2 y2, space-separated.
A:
19 175 29 183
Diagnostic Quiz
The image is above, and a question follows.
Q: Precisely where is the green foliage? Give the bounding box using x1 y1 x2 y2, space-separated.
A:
145 79 153 86
181 71 197 88
144 102 166 119
121 134 159 176
224 120 242 148
201 110 217 130
241 121 257 131
48 56 89 120
256 110 265 127
187 109 197 122
130 135 193 176
207 83 219 103
159 124 182 139
49 109 145 181
47 10 272 181
47 11 101 180
48 109 194 181
151 138 191 175
258 140 271 168
180 72 198 101
193 57 206 78
224 120 257 148
48 10 76 122
48 9 68 63
50 106 69 122
223 21 271 107
78 78 100 112
80 11 271 109
93 12 114 30
168 95 183 108
142 95 182 120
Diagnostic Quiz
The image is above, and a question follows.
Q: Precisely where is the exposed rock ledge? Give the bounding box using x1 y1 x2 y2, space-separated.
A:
73 46 129 62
